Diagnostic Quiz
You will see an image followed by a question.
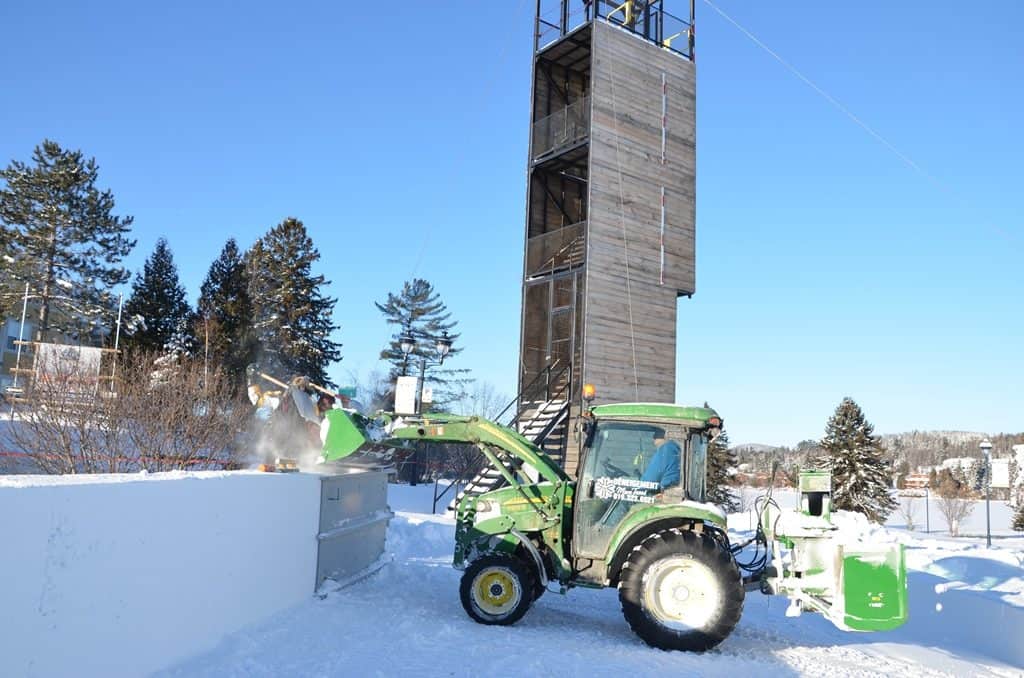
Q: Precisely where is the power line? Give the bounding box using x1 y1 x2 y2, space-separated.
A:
702 0 1017 243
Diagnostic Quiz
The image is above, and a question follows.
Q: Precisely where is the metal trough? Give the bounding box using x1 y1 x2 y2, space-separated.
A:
315 470 392 589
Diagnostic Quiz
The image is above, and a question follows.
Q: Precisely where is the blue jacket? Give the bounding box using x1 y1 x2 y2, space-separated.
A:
640 440 681 488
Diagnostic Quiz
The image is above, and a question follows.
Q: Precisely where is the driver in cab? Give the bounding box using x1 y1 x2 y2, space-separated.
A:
641 428 681 489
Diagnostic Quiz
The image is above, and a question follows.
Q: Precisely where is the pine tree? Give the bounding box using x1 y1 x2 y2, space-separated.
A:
818 397 898 523
706 428 738 512
0 140 135 337
124 238 193 354
376 278 469 407
246 218 341 386
197 238 257 391
1013 503 1024 532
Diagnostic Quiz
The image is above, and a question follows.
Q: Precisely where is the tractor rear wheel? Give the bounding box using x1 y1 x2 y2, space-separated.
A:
618 528 744 651
460 554 536 626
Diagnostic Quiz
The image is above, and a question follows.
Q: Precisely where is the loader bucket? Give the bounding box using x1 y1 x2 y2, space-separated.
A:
321 409 374 462
839 543 908 631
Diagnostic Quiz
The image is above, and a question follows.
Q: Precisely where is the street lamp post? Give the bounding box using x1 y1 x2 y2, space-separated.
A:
415 330 452 414
396 325 454 486
398 327 416 378
397 326 453 414
980 438 993 548
924 486 930 534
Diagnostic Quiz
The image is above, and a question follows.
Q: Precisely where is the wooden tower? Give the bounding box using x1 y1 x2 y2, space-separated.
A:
517 1 696 474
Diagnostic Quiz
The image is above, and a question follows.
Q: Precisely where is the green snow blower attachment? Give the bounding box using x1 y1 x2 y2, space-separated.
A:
760 471 908 632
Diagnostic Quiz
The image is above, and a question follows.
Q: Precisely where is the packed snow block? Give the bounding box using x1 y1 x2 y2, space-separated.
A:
315 470 392 587
900 571 1024 668
0 471 322 678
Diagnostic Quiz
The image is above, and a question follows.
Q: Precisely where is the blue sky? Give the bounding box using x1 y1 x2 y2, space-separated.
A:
1 1 1020 445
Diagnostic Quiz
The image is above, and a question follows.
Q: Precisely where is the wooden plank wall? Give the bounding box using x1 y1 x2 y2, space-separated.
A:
583 20 697 406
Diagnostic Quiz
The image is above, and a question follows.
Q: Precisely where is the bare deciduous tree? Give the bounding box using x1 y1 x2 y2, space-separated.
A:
936 486 974 537
4 349 249 474
117 351 251 471
345 367 392 415
442 444 486 482
454 381 511 423
896 494 919 531
4 351 127 474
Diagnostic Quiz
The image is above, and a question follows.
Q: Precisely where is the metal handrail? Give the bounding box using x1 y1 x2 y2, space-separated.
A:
496 359 564 424
526 222 586 278
531 97 590 160
513 363 572 433
431 362 573 513
534 1 695 61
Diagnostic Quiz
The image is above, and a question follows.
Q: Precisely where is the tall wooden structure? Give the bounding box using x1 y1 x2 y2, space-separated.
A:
517 0 696 474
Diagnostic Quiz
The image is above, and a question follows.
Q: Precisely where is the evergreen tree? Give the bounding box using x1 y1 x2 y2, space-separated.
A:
0 140 135 337
818 397 898 523
1013 503 1024 532
706 427 738 512
197 238 257 391
124 238 193 354
376 278 469 407
246 218 341 386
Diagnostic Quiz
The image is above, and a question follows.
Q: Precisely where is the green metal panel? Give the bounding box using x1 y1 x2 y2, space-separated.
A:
603 503 727 565
841 545 908 631
591 403 718 426
799 470 831 494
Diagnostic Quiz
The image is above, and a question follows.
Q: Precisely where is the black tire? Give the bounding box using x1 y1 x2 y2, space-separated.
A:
516 546 547 602
618 528 744 652
460 554 537 626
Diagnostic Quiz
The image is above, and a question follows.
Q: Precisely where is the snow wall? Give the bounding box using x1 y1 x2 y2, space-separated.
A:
0 470 390 678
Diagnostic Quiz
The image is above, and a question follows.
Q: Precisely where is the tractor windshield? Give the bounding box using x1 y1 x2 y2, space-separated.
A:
595 423 680 489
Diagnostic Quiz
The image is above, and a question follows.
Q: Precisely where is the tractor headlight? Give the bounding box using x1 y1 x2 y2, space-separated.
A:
473 500 501 524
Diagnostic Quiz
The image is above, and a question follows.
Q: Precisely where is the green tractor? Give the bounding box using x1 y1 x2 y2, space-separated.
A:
319 401 907 651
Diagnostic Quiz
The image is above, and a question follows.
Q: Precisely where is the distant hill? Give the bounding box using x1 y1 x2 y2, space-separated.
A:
733 430 1024 474
731 443 781 454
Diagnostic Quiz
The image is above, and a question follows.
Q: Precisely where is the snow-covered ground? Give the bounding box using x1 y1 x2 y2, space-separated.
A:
162 484 1024 677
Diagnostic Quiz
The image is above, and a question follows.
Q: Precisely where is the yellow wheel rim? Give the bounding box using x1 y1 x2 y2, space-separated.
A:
472 567 521 616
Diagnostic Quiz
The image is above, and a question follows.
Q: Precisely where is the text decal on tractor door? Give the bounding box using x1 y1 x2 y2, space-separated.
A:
594 477 660 504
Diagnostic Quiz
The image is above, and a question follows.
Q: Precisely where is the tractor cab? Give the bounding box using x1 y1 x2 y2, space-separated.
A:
573 403 725 573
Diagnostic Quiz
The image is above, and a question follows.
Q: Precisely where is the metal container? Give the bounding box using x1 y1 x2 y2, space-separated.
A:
315 470 392 589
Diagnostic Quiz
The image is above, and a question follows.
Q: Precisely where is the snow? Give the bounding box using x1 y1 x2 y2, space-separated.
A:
0 468 253 487
0 471 323 678
160 484 1024 677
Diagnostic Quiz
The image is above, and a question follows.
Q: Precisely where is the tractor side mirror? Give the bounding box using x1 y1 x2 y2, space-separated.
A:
582 419 596 449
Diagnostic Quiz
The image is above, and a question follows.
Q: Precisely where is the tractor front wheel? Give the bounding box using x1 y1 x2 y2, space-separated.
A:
618 528 744 651
460 554 536 626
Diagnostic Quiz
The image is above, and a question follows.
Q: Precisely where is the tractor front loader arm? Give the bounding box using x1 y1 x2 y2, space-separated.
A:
318 409 568 484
